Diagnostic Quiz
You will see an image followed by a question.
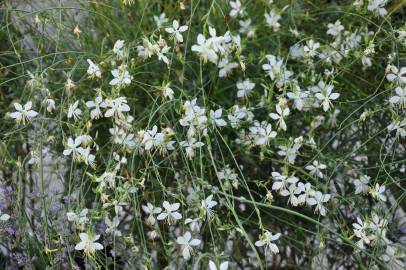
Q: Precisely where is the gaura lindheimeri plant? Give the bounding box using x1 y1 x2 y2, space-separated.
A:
1 0 406 269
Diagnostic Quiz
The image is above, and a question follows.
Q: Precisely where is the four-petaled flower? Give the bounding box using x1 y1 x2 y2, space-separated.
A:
353 175 370 194
165 20 188 43
9 101 38 125
307 191 331 216
386 65 406 85
63 137 83 160
389 87 406 108
86 96 103 119
74 233 104 255
314 81 340 111
157 201 182 224
176 231 201 260
67 101 82 120
210 109 227 127
201 195 217 218
269 104 290 131
369 183 387 202
142 202 162 226
236 79 255 98
255 230 281 254
109 68 132 87
305 160 327 178
86 59 101 78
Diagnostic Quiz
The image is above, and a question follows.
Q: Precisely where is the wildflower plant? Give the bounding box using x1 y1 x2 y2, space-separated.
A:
0 0 406 269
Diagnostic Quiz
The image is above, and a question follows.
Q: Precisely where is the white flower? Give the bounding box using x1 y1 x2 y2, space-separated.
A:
44 98 55 112
95 171 117 190
353 217 373 249
63 137 84 160
227 105 253 128
86 96 103 119
0 210 10 221
353 175 370 194
381 246 404 269
264 10 281 31
305 160 327 178
147 230 160 240
113 40 125 56
137 38 156 59
65 78 75 93
67 101 82 120
218 58 238 77
255 230 281 254
74 233 104 255
239 19 255 37
217 166 239 189
67 208 88 230
369 213 388 236
109 67 132 87
262 54 293 88
110 128 136 150
361 54 372 67
163 85 174 100
280 183 300 206
192 34 218 64
105 216 122 237
271 172 298 191
73 25 81 36
229 0 245 17
201 194 217 217
387 120 406 138
249 121 277 146
314 81 340 111
142 125 165 150
154 13 168 28
102 97 131 118
389 87 406 108
86 59 101 78
156 201 182 224
296 182 315 205
277 140 301 164
287 88 308 111
80 147 96 168
303 39 320 58
185 218 201 232
386 65 406 85
289 44 304 59
269 104 290 131
155 37 171 64
307 191 331 216
179 99 208 135
209 260 229 270
327 20 344 36
9 101 38 125
209 109 227 127
177 231 201 260
165 20 188 43
236 79 255 98
367 0 388 17
369 183 387 202
180 138 205 159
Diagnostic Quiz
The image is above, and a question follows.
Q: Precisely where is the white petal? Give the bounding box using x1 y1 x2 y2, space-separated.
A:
209 261 217 270
92 242 104 250
79 233 88 241
189 239 201 246
182 247 191 260
156 213 167 220
75 242 86 250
